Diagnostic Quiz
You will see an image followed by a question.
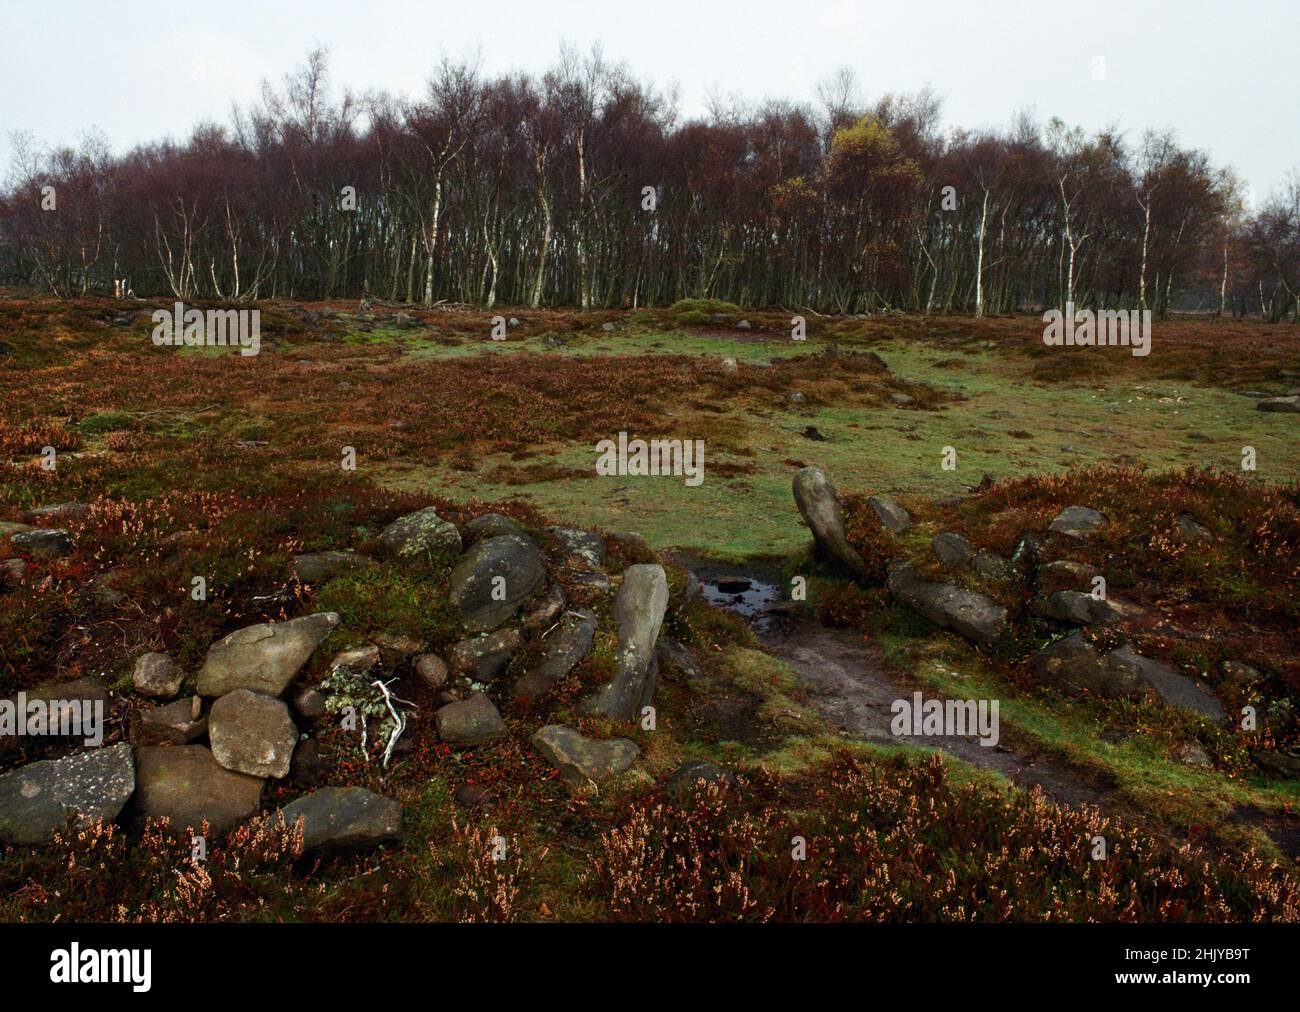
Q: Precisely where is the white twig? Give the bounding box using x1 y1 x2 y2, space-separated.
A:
372 678 408 770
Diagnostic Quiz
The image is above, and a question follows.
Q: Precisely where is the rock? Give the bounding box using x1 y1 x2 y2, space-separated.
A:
24 502 89 524
1221 659 1263 689
292 687 327 720
523 583 566 631
372 632 424 656
1041 559 1100 584
137 696 206 745
792 467 871 580
601 321 616 332
547 526 605 568
1030 634 1151 699
330 643 380 673
453 782 496 809
532 725 639 785
579 564 669 719
0 558 26 584
867 495 911 532
736 319 751 330
292 550 376 583
435 692 506 746
1256 396 1300 413
132 652 184 699
0 743 135 845
664 760 737 797
656 636 702 678
208 690 298 779
464 513 531 544
1012 530 1046 569
886 564 1007 644
394 311 416 329
274 787 401 851
449 627 524 681
1030 590 1144 626
0 521 35 539
721 357 738 371
1176 742 1211 767
12 675 109 711
1049 506 1108 538
572 571 612 594
1176 514 1214 544
1252 749 1300 779
971 551 1013 581
10 528 72 558
132 745 264 835
376 506 463 559
449 534 546 632
1106 646 1226 722
932 532 975 568
289 737 327 786
196 612 339 697
889 391 914 405
513 608 597 701
414 653 449 689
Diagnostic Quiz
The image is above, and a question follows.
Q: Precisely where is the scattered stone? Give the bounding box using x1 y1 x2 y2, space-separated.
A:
1106 645 1226 722
801 425 827 441
132 745 264 835
414 653 449 690
1252 749 1300 780
1049 506 1108 538
572 571 612 593
435 692 506 746
0 743 135 845
867 496 912 532
197 612 339 697
10 528 72 558
293 687 328 720
580 564 669 719
132 652 185 700
330 643 380 673
1030 590 1144 626
1256 396 1300 413
664 760 737 797
889 391 914 405
14 675 109 711
1041 559 1100 584
792 467 871 580
1176 742 1211 767
601 321 616 332
449 534 546 632
376 506 463 559
971 551 1013 581
208 690 298 779
524 583 566 631
371 631 424 656
532 725 639 785
0 521 35 539
137 696 206 745
24 502 89 524
932 532 975 568
514 608 597 701
0 558 26 584
453 782 496 809
449 627 524 681
547 526 605 568
292 550 376 583
274 786 401 851
464 513 531 544
886 564 1007 644
1221 659 1263 689
289 738 327 786
655 637 702 678
1176 514 1214 544
736 319 751 330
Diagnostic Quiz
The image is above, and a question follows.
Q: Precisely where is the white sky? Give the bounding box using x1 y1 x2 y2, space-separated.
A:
0 0 1294 201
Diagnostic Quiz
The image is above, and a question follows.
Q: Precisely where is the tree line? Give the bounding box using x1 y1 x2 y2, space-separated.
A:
2 47 1297 320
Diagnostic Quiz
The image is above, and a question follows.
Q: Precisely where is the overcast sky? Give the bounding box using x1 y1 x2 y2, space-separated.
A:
1 0 1294 202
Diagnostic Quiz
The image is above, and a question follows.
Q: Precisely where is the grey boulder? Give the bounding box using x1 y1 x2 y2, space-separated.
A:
887 563 1007 644
376 507 462 559
449 534 546 633
0 743 135 845
208 689 298 779
580 564 669 719
532 725 639 785
792 467 871 580
274 786 401 851
196 612 339 696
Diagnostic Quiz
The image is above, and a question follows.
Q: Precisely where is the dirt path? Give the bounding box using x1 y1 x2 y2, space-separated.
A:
760 617 1119 811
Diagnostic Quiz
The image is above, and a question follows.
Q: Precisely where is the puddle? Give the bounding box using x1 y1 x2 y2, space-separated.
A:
700 574 783 631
